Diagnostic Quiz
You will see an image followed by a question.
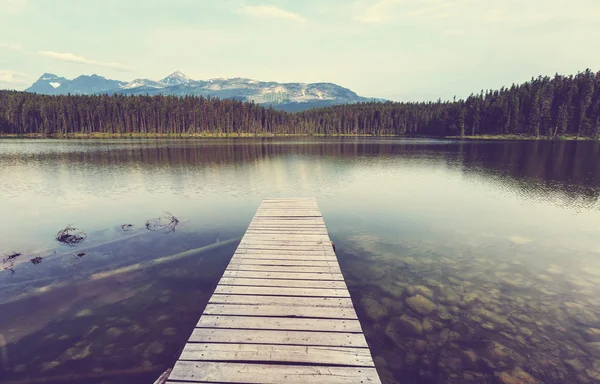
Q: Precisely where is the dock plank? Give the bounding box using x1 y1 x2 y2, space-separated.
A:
168 198 381 384
203 304 359 319
214 285 350 297
179 344 375 366
218 277 347 289
196 315 362 332
189 328 368 347
167 362 380 384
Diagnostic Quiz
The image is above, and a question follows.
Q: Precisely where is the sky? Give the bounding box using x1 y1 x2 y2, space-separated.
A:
1 0 599 101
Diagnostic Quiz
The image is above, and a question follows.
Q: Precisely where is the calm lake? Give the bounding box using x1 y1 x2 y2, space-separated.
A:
1 138 600 384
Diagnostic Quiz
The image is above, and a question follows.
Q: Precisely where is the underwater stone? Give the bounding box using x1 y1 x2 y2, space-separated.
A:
585 342 600 358
564 302 600 326
494 367 540 384
406 294 437 315
398 315 424 335
75 309 93 317
381 284 405 298
583 327 600 342
564 359 586 372
106 327 124 339
489 342 524 363
422 318 434 333
40 361 60 372
146 341 165 355
586 369 600 380
407 285 434 299
360 297 389 321
414 339 428 353
461 350 479 366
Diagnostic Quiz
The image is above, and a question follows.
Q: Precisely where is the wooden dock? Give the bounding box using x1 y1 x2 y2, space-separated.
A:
167 198 381 384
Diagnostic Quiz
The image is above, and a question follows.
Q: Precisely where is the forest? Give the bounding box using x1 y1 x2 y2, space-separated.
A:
1 70 599 138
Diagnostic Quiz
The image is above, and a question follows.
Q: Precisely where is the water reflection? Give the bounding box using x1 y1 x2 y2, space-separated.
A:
0 138 599 383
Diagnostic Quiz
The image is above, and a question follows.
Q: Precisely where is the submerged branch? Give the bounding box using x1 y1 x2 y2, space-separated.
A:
55 225 87 246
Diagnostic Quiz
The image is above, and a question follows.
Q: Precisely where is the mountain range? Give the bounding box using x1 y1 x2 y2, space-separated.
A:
24 71 375 112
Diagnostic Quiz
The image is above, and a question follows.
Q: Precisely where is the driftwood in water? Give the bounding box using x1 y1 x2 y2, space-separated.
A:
145 213 179 233
55 225 87 246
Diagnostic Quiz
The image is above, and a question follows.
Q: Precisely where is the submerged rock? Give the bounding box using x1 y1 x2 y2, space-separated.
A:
472 308 512 327
406 295 437 315
40 361 60 372
407 285 434 299
582 327 600 342
361 297 389 321
564 302 600 326
422 318 434 333
489 342 524 363
494 367 540 384
145 341 165 355
75 309 93 317
385 315 424 346
585 342 600 358
106 327 124 339
398 315 424 335
414 339 428 353
381 284 405 298
564 358 586 372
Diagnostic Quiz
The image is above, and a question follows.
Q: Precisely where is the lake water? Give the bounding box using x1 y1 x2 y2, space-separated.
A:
1 138 599 384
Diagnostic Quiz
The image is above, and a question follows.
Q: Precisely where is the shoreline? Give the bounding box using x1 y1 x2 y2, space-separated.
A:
0 133 596 141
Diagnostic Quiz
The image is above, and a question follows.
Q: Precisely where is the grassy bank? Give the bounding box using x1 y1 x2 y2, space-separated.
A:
0 132 597 140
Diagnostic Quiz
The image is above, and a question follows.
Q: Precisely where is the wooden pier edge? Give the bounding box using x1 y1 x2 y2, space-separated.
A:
167 198 382 384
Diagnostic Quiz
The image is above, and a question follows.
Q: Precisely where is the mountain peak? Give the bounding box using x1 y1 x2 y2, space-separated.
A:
38 73 60 80
161 70 191 85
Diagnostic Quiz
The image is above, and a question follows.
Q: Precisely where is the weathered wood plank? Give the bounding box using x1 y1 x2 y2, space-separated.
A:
218 277 347 289
214 285 350 298
189 328 368 347
225 264 342 273
167 362 381 384
223 270 344 280
209 294 353 307
203 304 358 319
179 344 374 366
196 315 362 332
231 254 338 261
229 258 339 267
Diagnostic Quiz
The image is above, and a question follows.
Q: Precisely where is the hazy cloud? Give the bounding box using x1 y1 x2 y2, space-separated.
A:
38 51 132 71
0 0 28 14
355 0 404 23
0 70 29 87
0 43 22 51
239 4 306 23
443 29 465 35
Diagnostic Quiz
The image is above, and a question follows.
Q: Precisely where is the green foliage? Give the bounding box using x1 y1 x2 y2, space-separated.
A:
1 70 600 138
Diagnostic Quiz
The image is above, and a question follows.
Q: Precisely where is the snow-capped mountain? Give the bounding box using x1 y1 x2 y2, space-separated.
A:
161 70 191 85
26 73 125 95
24 71 375 111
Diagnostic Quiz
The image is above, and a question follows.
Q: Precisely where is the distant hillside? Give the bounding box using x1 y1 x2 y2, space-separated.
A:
24 71 376 112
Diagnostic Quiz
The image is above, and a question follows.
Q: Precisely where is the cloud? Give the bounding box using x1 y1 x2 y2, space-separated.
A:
0 70 29 87
355 0 404 23
355 0 457 23
0 43 22 51
239 4 306 23
38 51 132 71
0 0 28 14
443 29 465 35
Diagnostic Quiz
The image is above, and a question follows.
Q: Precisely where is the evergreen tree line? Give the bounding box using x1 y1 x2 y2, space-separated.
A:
1 70 599 137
